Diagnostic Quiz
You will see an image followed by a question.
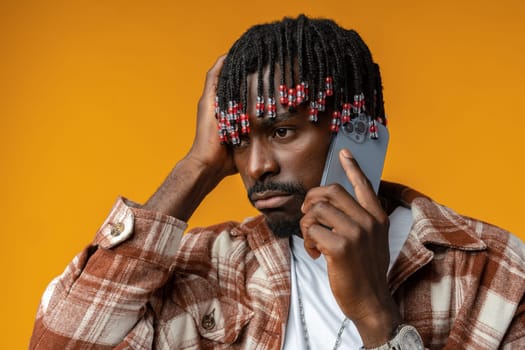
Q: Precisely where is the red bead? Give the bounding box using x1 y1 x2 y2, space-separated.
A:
287 88 296 108
325 76 334 96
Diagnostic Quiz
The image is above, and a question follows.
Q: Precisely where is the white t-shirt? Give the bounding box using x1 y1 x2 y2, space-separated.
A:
283 206 413 349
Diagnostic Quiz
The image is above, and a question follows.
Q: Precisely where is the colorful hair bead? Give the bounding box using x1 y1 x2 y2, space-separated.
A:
317 91 326 112
287 87 296 108
330 110 341 132
296 82 306 104
227 100 234 118
256 95 265 117
341 102 351 124
369 118 378 139
214 96 220 119
267 97 276 118
218 111 228 143
218 130 228 144
359 93 365 113
308 101 318 122
352 93 366 115
240 113 250 134
279 84 288 105
303 81 309 99
325 76 334 96
225 122 238 145
352 94 359 113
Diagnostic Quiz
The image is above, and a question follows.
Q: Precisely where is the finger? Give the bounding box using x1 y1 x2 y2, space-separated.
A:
302 183 363 217
302 219 350 261
302 223 329 259
201 55 226 97
339 148 386 221
206 55 226 80
300 201 358 256
302 199 359 237
301 206 333 259
197 55 227 125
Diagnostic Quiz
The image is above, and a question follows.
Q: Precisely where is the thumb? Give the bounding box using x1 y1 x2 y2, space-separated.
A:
339 148 362 184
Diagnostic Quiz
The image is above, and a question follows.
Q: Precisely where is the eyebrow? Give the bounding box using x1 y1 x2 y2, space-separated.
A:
259 111 296 128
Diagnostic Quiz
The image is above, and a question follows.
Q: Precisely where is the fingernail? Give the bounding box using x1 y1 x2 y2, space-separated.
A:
341 148 353 159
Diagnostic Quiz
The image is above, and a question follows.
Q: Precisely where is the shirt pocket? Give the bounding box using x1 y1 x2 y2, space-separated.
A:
188 296 254 344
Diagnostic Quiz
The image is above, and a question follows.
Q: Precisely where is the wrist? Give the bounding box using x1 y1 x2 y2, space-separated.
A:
184 152 233 181
361 324 424 350
143 157 224 220
353 298 403 348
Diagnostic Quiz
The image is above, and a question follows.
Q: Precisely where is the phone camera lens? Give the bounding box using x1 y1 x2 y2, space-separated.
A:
343 122 353 133
356 121 366 134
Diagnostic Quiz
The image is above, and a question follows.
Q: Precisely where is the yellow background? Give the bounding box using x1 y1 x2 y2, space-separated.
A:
1 0 524 347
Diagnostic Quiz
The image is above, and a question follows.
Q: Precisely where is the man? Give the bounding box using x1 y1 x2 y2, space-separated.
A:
30 15 525 349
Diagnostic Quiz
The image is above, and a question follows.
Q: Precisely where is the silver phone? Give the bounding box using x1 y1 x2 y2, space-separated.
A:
320 114 389 198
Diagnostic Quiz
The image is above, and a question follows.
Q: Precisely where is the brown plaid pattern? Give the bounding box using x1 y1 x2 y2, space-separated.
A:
30 183 525 349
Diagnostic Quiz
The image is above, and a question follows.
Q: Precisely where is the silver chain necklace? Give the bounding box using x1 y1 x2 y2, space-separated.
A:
293 254 349 350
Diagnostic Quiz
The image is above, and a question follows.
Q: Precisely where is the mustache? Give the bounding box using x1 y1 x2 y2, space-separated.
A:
247 181 307 203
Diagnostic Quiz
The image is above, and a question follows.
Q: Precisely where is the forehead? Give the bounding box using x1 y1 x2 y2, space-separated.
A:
248 107 303 131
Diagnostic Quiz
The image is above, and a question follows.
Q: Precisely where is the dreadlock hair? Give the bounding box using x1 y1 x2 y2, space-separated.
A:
215 14 386 145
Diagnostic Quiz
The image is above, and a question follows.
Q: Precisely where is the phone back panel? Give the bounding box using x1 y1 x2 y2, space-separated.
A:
320 116 389 198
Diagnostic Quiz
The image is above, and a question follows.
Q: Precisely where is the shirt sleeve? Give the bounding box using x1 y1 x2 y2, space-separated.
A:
29 197 187 349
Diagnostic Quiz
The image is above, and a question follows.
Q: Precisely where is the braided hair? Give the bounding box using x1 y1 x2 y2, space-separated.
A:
215 14 386 145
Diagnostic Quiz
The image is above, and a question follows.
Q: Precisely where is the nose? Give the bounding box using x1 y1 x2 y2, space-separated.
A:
244 138 279 182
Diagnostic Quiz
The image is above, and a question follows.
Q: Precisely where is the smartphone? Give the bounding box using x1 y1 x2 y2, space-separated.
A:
320 113 389 198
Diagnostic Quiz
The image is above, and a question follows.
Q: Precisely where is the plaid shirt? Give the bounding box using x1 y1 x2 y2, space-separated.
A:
30 183 525 349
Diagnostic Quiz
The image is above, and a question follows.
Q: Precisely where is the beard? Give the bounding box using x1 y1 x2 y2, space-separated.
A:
247 181 307 238
266 219 302 238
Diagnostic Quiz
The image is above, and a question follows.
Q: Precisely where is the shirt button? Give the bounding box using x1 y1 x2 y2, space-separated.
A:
110 223 125 237
201 308 216 330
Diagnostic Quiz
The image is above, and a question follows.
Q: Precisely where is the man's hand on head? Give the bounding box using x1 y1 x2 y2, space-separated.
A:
300 148 402 348
143 56 237 220
187 55 237 179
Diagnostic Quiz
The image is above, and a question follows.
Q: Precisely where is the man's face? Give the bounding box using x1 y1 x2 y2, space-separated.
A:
232 72 332 237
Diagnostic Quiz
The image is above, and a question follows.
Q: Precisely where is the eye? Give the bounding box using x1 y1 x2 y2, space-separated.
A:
273 127 293 139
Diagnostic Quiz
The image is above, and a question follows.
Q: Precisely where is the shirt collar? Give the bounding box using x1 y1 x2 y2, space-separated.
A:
380 181 486 251
380 181 487 292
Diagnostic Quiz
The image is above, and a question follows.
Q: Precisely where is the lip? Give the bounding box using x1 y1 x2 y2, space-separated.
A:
251 191 293 210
